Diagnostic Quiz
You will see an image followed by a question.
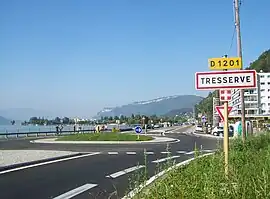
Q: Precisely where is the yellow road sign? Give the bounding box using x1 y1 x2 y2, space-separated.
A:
209 57 242 70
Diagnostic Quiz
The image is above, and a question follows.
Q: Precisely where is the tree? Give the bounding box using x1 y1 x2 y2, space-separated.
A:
54 117 61 124
247 49 270 72
195 91 217 124
114 116 119 121
29 117 38 124
120 115 125 121
62 117 70 124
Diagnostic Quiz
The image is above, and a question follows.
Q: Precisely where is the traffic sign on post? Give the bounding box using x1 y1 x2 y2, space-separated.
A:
219 89 232 102
201 115 207 123
195 70 257 90
215 106 232 122
134 126 142 134
209 57 242 70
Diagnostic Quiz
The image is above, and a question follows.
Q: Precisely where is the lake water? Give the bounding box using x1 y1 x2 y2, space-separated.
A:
0 124 131 134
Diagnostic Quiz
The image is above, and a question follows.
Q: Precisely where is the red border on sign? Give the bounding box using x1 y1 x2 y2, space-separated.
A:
195 70 257 90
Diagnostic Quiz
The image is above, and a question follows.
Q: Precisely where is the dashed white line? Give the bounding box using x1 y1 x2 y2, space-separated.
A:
108 152 119 155
126 152 136 155
186 151 195 155
152 156 180 163
0 152 100 175
144 151 154 155
106 165 145 179
176 151 187 154
161 151 171 154
53 183 98 199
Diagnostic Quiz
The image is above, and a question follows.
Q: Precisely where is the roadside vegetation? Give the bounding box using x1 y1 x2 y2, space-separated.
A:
56 132 153 141
131 132 270 199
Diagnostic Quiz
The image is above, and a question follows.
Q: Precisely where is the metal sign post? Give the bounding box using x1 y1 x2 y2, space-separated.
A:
223 101 229 177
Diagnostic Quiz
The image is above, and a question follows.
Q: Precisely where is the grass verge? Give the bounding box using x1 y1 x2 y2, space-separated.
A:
132 132 270 199
56 132 153 141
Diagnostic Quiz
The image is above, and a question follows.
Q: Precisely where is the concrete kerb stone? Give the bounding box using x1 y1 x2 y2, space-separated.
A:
30 136 179 144
122 152 214 199
192 132 235 140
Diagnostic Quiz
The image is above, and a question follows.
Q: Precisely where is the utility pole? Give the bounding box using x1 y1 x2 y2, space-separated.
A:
234 0 246 141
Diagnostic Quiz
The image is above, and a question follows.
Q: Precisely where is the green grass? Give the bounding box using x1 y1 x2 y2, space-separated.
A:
57 132 153 141
133 132 270 199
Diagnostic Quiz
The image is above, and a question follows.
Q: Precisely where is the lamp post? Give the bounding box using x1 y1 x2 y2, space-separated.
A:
142 116 147 134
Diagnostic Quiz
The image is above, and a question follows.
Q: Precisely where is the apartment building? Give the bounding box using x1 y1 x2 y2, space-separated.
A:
259 72 270 114
229 71 270 116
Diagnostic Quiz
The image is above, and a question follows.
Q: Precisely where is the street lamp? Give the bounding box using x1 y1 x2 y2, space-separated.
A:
142 116 147 133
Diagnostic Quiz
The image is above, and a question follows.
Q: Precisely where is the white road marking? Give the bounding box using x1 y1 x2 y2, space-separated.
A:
201 149 217 153
126 152 136 155
186 151 195 155
144 151 154 155
176 151 187 154
152 156 180 163
106 165 145 179
161 151 171 154
0 152 100 175
53 183 97 199
108 152 119 155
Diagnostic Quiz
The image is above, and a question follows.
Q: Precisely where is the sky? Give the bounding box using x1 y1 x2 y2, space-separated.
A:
0 0 269 117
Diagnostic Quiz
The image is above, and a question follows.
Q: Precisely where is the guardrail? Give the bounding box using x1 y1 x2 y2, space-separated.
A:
0 128 133 139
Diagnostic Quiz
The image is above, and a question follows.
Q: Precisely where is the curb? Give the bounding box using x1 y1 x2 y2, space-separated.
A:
122 152 214 199
0 153 87 173
30 136 179 145
192 132 235 140
148 125 193 135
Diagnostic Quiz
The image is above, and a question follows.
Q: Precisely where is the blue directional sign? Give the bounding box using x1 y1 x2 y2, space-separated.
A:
201 115 207 123
135 126 142 134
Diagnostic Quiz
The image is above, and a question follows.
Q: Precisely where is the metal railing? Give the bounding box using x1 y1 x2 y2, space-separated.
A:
0 128 133 139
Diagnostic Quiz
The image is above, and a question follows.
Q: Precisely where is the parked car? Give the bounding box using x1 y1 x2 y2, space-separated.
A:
153 124 160 128
212 126 224 136
195 125 203 132
212 126 234 137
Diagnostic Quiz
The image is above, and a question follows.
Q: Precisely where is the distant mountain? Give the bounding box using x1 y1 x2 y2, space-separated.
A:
0 108 54 121
96 95 203 117
0 116 11 125
163 108 193 117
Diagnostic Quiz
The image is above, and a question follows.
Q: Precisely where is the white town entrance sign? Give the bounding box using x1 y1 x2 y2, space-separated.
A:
195 70 257 90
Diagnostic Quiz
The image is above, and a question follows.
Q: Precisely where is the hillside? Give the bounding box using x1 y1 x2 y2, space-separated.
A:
96 95 203 117
246 49 270 72
195 49 270 123
0 116 11 125
163 108 193 117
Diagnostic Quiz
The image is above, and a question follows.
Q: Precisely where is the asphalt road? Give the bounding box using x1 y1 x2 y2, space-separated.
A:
0 127 219 199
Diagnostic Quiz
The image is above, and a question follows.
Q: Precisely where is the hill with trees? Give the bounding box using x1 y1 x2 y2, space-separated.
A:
195 49 270 123
246 49 270 72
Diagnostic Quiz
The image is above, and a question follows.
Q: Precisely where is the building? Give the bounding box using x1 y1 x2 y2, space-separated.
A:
259 72 270 114
229 71 270 116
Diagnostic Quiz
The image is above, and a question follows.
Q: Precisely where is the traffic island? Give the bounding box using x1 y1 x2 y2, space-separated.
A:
57 132 153 142
30 133 179 144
